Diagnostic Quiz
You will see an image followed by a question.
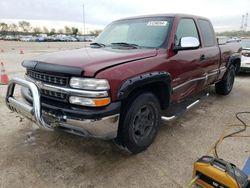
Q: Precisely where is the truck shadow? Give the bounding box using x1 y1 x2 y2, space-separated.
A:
236 72 250 77
1 115 190 187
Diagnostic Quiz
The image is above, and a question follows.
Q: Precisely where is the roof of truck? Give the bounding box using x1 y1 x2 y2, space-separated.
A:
116 13 209 21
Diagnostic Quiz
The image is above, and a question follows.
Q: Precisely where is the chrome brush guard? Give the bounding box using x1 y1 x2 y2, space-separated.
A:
6 77 53 130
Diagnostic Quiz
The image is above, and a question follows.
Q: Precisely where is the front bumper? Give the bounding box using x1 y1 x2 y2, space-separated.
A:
5 77 120 140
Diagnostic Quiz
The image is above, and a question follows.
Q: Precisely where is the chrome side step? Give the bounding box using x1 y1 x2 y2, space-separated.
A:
161 93 209 122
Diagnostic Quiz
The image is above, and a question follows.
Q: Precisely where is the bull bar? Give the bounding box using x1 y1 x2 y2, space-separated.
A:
5 77 119 139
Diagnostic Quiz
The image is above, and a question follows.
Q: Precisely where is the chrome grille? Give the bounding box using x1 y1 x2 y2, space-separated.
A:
41 89 67 100
27 70 68 86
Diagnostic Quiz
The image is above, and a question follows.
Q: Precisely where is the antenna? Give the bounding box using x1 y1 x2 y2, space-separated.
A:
244 13 248 31
240 15 245 30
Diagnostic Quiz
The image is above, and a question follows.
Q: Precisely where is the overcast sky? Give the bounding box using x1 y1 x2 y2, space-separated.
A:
0 0 249 32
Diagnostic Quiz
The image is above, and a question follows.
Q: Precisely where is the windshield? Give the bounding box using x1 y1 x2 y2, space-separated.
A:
240 39 250 49
94 17 172 48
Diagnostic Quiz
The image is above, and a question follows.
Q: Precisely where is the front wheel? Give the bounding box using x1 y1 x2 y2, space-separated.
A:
215 65 235 95
114 92 161 154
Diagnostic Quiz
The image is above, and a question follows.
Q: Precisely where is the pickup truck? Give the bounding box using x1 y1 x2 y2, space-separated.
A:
6 14 242 154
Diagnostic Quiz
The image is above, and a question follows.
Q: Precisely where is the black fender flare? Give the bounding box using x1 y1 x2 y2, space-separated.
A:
227 52 241 68
117 71 172 109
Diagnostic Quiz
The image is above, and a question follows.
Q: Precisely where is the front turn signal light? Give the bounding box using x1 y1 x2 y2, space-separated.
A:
93 98 111 107
69 96 111 107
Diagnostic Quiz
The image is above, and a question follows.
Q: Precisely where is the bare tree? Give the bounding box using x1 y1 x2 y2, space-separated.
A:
64 26 72 34
33 27 42 34
43 26 49 34
0 22 9 34
9 23 18 33
18 21 31 33
49 28 56 35
57 29 64 34
71 27 78 36
90 29 102 37
8 23 18 35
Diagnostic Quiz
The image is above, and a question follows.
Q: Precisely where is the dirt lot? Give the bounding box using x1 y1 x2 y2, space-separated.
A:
0 41 250 188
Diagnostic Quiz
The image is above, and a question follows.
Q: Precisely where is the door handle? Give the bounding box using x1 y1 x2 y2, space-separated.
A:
200 54 206 61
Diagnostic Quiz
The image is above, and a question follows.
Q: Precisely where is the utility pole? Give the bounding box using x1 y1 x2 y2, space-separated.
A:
240 15 245 30
244 13 248 31
83 3 86 36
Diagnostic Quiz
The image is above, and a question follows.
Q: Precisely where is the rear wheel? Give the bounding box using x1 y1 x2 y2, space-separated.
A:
215 65 235 95
114 92 161 154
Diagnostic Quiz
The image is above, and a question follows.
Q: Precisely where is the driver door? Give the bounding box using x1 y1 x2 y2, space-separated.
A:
170 18 206 101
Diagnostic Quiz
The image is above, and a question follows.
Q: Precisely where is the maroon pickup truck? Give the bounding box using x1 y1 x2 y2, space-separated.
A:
6 14 241 153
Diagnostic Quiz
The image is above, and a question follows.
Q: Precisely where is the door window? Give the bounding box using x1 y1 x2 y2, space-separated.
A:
175 18 199 46
198 19 216 47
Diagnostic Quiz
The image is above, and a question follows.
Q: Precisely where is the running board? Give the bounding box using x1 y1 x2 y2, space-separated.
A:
161 93 209 122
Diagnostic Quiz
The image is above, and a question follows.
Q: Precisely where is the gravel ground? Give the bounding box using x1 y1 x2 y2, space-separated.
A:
0 41 250 188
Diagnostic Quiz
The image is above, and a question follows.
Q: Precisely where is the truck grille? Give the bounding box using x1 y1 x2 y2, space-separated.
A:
27 70 68 86
26 70 69 102
41 89 67 100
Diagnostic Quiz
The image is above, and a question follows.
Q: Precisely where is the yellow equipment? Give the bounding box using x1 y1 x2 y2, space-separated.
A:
192 156 249 188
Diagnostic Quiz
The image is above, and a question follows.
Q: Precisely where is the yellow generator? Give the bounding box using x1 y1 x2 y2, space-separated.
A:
193 156 249 188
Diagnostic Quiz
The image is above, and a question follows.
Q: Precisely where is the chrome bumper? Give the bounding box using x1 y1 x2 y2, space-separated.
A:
5 77 119 140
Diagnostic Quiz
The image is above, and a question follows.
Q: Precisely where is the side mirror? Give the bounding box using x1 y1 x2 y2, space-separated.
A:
174 37 200 51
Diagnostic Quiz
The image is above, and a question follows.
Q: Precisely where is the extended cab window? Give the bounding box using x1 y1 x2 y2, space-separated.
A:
175 18 199 46
198 19 216 47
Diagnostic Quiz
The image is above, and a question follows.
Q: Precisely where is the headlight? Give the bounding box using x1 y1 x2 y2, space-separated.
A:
242 50 250 57
69 96 111 107
70 77 110 90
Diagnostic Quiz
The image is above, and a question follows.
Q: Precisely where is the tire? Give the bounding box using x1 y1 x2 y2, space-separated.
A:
114 92 161 154
235 63 240 74
215 65 235 95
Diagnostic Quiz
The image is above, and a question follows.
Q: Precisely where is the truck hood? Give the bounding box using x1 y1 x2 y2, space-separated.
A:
27 47 157 77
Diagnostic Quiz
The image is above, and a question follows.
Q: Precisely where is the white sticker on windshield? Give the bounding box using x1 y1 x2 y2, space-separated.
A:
147 21 168 26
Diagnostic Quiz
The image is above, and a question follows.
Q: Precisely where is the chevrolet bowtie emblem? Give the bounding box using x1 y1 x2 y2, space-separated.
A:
35 81 43 88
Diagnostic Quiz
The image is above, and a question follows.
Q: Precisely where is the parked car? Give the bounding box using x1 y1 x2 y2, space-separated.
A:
217 36 229 45
227 37 241 43
6 14 241 153
240 39 250 72
20 35 36 42
76 36 87 42
77 35 95 42
4 35 19 41
46 35 58 42
64 36 77 42
35 36 46 42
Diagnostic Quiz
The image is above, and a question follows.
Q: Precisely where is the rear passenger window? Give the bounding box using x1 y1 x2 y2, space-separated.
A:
198 19 216 47
175 18 199 46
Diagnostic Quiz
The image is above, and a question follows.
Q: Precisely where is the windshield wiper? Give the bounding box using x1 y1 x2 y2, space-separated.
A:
111 42 140 49
90 42 106 48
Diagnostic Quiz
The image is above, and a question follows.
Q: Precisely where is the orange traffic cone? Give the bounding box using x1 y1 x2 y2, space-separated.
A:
0 62 9 85
20 49 24 54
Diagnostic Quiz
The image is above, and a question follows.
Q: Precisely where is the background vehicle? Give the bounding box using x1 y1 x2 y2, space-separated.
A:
227 37 241 43
4 35 19 41
20 35 36 42
6 14 242 154
240 39 250 72
76 35 95 42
